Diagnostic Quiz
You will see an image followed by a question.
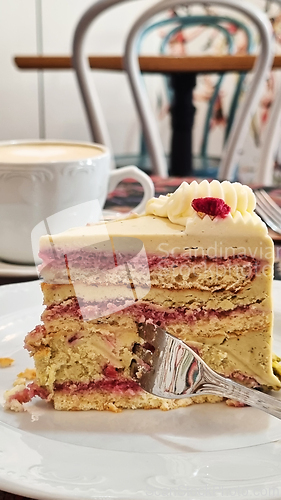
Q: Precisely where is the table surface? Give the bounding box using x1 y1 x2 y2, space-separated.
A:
1 177 281 498
14 53 281 177
14 54 281 73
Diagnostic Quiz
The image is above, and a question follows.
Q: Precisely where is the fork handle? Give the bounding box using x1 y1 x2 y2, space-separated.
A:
199 380 281 419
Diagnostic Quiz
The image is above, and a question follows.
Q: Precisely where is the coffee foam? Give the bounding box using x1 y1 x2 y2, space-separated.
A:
0 143 104 164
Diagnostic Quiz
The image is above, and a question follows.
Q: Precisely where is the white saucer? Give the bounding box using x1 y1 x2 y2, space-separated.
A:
0 210 122 279
0 259 38 278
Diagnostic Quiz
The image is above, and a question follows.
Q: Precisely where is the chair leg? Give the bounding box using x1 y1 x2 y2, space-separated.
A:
169 72 197 177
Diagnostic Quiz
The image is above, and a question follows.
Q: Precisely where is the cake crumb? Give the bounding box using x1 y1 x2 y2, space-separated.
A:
6 398 25 412
4 367 37 412
225 399 246 407
13 377 26 386
4 384 27 412
17 368 36 380
0 357 14 368
13 368 36 387
106 402 122 413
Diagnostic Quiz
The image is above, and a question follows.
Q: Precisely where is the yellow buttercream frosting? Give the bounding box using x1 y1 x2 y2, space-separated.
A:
146 179 257 224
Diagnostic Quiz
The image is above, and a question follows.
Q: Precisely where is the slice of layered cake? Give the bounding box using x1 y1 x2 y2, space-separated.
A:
6 180 281 411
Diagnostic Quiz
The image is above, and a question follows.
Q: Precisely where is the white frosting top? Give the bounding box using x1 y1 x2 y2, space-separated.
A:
145 179 268 237
39 180 270 254
146 180 256 223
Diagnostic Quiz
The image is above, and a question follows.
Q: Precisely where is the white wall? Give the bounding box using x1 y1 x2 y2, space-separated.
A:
0 1 39 141
0 0 162 158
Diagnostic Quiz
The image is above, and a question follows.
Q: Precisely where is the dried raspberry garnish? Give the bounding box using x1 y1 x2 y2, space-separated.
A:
191 197 231 219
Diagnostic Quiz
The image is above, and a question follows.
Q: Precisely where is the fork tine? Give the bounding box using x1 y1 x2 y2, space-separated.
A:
135 326 281 419
259 189 281 212
257 190 281 224
254 190 281 234
136 324 203 397
255 204 281 234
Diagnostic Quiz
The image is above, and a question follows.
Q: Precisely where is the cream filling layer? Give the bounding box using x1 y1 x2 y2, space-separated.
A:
42 280 271 313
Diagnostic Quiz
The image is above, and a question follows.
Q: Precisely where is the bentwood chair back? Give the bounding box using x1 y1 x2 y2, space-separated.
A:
138 14 253 176
124 0 274 180
258 73 281 185
256 0 281 185
72 0 141 170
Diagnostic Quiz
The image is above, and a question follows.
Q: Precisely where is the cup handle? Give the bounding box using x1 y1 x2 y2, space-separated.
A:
108 166 155 214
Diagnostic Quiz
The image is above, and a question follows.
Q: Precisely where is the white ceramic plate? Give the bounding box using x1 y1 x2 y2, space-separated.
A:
1 281 281 500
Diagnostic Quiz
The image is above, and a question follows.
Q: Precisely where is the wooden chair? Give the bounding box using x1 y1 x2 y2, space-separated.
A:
256 0 281 185
72 0 141 170
137 14 253 177
124 0 273 179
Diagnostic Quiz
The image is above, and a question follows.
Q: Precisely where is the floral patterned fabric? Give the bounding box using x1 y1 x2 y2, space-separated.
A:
144 2 281 182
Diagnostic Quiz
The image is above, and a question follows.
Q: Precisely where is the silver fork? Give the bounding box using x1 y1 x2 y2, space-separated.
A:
135 324 281 419
254 189 281 234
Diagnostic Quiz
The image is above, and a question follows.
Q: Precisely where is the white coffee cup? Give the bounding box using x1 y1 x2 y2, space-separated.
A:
0 140 154 265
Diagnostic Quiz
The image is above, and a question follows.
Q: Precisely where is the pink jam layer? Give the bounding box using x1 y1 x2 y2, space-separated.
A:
147 254 259 276
42 296 255 326
42 298 134 322
230 371 259 388
39 250 260 276
54 378 143 396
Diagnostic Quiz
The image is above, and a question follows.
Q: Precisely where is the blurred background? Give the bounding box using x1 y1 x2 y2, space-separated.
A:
2 0 281 182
